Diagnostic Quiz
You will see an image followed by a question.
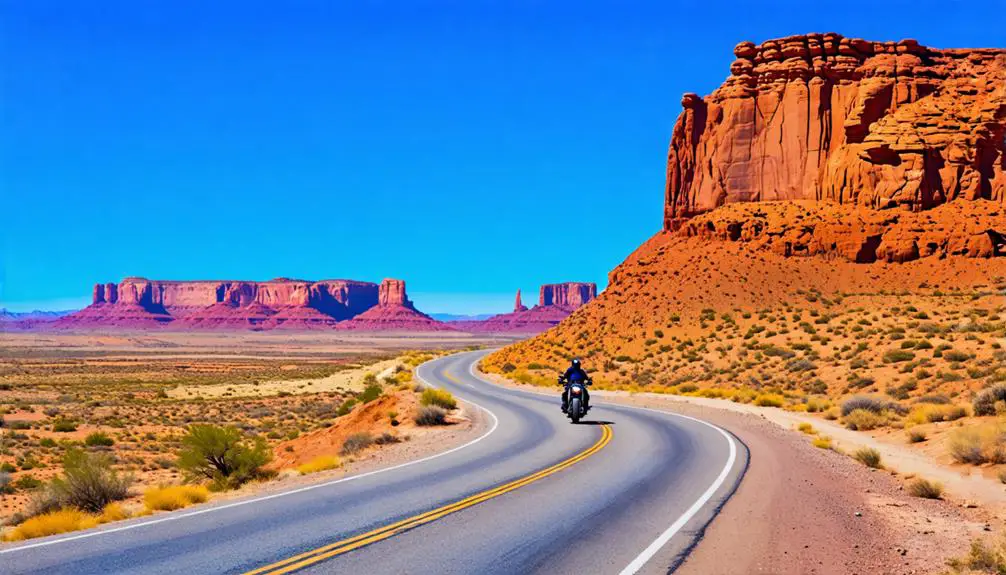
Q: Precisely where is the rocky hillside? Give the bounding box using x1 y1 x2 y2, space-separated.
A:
484 34 1005 399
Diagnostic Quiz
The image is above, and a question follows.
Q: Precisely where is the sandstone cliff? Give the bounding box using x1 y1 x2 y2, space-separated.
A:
665 33 1005 230
455 282 598 334
338 279 452 331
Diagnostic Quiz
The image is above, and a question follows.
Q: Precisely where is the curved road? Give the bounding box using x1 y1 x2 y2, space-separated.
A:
2 350 746 574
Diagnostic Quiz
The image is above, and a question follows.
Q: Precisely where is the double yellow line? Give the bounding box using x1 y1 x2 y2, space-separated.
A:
244 424 612 575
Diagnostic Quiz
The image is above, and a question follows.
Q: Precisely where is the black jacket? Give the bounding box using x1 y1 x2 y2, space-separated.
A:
562 365 589 383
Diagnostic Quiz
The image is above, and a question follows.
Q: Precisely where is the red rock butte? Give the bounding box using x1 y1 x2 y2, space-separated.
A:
665 33 1005 232
57 277 451 331
453 282 599 333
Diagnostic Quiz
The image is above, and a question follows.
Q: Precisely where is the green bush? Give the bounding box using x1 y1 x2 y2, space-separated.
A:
341 432 374 455
358 383 382 404
84 432 115 447
943 350 971 362
176 424 271 489
52 420 78 433
841 396 893 416
336 398 357 417
420 388 457 410
883 349 915 363
414 406 448 426
29 449 132 515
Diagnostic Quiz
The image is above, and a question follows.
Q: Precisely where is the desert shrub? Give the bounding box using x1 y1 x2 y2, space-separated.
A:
143 485 210 511
296 455 342 475
974 384 1006 416
754 394 784 407
916 394 950 405
797 422 816 434
420 388 457 410
844 409 886 431
358 382 382 404
906 404 968 425
945 538 1006 574
0 472 12 494
948 422 1006 465
883 350 916 363
336 398 358 417
84 432 115 447
2 509 98 542
907 429 927 443
52 419 78 433
29 450 132 515
374 432 401 445
812 436 832 449
944 350 971 363
176 424 271 489
853 447 882 468
906 477 943 499
805 398 829 413
841 396 895 416
414 405 448 426
678 384 699 394
341 432 374 455
501 363 516 373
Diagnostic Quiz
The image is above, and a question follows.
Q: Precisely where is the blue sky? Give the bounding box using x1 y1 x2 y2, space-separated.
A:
3 1 1003 314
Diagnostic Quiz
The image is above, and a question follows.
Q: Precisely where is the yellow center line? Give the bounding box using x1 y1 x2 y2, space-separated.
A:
443 371 461 383
244 424 612 575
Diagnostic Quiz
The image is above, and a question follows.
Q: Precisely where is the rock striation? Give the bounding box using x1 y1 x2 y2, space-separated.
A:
665 33 1005 230
455 282 598 334
55 277 449 331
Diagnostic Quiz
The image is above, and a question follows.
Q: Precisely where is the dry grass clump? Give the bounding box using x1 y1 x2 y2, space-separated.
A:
420 388 457 410
853 447 883 468
99 503 129 523
2 509 99 541
907 429 928 443
797 422 816 435
844 409 886 431
414 405 448 426
906 404 968 425
28 449 133 516
812 436 832 449
947 421 1006 465
907 477 944 499
841 396 897 417
754 394 784 407
143 485 210 511
340 432 374 456
296 455 342 475
944 537 1006 574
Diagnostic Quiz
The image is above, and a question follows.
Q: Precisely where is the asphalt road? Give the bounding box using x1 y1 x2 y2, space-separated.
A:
2 350 746 575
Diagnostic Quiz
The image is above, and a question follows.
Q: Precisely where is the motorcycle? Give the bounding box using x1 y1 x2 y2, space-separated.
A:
559 376 590 424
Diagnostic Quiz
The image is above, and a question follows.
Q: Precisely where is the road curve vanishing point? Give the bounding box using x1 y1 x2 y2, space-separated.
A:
2 350 746 575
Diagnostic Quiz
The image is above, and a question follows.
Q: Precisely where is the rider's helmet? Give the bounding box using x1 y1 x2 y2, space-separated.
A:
571 358 580 368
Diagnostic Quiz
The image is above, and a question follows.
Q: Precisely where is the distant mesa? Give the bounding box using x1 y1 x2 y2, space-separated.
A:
452 282 598 334
53 277 451 332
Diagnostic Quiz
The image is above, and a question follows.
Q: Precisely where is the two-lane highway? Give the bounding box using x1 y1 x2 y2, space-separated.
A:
2 350 745 574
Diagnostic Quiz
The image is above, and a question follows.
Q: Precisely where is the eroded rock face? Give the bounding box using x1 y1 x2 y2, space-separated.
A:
539 283 598 309
338 279 452 331
514 289 528 313
378 278 411 308
58 278 381 330
456 282 598 334
665 33 1006 230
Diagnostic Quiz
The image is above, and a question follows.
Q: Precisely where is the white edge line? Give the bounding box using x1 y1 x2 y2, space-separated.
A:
0 352 500 555
467 359 740 575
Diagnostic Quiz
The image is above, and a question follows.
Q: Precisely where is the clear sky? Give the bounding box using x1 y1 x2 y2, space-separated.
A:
3 1 1003 314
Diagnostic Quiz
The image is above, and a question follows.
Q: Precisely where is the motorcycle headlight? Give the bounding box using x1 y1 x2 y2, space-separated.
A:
571 387 582 395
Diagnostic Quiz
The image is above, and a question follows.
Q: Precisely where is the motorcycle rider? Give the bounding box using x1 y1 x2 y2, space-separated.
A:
560 358 591 413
